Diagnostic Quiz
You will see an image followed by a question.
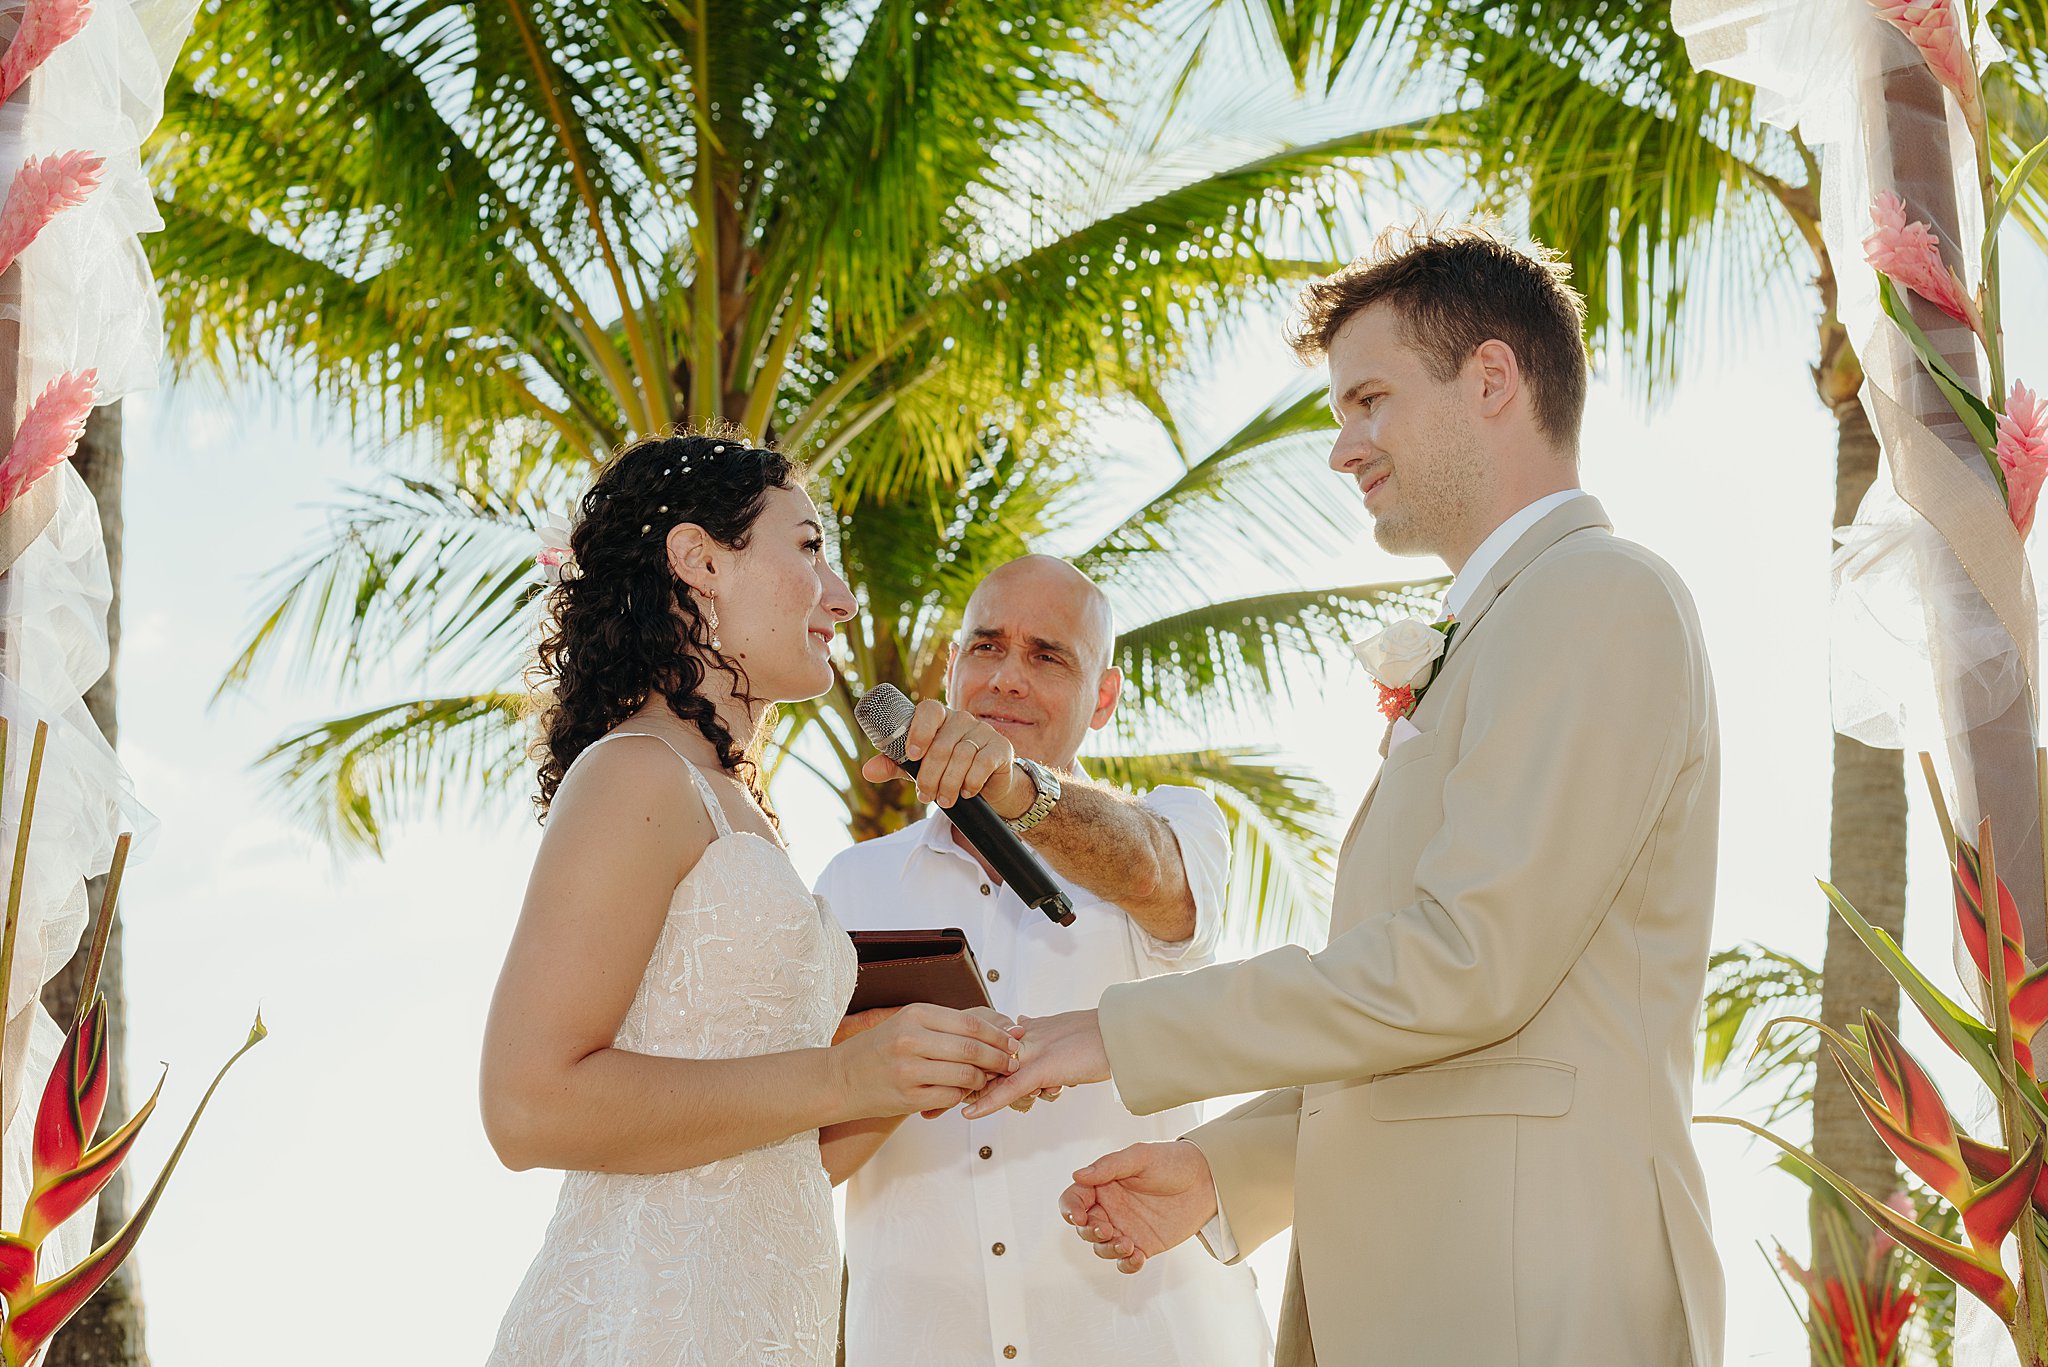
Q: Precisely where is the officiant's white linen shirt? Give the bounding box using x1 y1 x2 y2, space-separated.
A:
816 785 1271 1367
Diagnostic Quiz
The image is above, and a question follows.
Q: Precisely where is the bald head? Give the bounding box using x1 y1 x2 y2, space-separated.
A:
948 556 1121 770
964 556 1116 674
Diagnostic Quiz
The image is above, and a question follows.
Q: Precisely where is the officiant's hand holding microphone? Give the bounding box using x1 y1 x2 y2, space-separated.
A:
858 695 1038 824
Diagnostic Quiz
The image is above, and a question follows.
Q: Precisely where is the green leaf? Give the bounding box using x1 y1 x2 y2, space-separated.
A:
1698 1114 2015 1321
1986 128 2048 257
1819 879 2048 1122
1875 277 2003 482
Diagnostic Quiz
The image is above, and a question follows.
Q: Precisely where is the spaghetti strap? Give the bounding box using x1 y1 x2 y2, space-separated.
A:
578 731 736 839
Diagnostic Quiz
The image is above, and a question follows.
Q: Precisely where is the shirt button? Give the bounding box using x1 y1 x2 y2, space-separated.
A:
978 1146 992 1160
987 968 1000 983
980 883 992 896
992 1242 1006 1256
1004 1349 1018 1361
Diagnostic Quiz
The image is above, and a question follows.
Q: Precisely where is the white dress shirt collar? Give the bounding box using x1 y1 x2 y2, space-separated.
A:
1444 488 1585 619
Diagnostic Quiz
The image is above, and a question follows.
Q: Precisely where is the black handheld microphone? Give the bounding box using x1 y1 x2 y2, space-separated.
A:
854 684 1075 927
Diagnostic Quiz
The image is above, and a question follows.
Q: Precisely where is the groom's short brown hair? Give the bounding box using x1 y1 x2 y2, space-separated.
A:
1289 224 1590 446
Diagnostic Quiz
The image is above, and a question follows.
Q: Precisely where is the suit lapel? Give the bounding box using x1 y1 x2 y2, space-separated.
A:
1337 494 1613 855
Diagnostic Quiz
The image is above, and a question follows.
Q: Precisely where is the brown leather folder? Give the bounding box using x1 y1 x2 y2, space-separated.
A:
847 927 993 1014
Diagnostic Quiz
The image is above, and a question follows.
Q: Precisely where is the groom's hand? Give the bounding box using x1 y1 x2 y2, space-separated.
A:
1060 1140 1219 1274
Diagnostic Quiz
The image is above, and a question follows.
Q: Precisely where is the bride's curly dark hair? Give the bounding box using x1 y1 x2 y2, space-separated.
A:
532 427 799 816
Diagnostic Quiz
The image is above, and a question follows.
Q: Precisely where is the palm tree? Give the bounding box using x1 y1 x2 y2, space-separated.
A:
37 403 145 1364
147 0 1449 933
1289 0 2048 1330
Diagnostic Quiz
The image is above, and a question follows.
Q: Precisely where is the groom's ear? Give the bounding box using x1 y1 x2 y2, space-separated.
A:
1470 338 1521 420
1089 667 1123 730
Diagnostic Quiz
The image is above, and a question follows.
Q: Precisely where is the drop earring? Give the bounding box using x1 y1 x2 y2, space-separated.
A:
704 593 722 651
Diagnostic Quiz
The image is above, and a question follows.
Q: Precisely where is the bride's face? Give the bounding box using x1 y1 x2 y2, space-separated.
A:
694 485 856 703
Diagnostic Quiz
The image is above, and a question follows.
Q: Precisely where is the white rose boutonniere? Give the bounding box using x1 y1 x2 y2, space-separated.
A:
1351 615 1458 720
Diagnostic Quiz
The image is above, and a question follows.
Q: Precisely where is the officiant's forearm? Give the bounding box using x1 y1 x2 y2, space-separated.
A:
1018 782 1196 941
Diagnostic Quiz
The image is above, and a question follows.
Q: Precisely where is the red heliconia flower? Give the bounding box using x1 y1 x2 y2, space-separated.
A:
1958 1131 2048 1225
1952 836 2048 1071
1778 1242 1921 1367
0 1014 263 1367
1833 1013 1972 1208
32 998 108 1181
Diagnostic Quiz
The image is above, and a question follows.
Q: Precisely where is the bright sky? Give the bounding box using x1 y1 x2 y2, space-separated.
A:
87 229 2048 1364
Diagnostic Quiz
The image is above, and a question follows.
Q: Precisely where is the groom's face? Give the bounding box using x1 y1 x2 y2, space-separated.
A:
1325 302 1489 560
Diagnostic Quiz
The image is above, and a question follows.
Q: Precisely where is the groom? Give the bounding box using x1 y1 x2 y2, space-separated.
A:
963 225 1725 1365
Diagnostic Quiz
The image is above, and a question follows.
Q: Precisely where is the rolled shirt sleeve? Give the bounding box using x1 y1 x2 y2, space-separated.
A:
1124 785 1228 970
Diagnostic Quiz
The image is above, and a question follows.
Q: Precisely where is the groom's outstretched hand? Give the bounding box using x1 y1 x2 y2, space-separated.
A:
1060 1140 1219 1275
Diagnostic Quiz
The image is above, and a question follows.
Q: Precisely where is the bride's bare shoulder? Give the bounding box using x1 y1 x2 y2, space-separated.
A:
542 735 719 860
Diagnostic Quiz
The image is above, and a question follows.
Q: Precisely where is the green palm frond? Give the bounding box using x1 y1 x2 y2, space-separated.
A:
259 692 530 855
219 477 549 697
174 0 1469 928
1700 940 1822 1127
1110 579 1446 734
910 120 1441 417
1086 746 1335 945
1069 431 1365 611
1422 6 1800 397
1987 62 2048 257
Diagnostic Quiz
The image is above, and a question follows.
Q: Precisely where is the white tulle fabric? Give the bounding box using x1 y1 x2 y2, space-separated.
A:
0 0 187 1288
1677 0 2021 752
488 737 857 1367
0 464 154 1272
1677 4 2026 1361
0 0 199 404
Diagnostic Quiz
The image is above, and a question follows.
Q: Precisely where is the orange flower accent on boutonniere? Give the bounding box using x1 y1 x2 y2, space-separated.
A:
1353 614 1458 722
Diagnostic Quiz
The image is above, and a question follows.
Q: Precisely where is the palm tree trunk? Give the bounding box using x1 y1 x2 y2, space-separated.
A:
38 400 148 1367
1810 352 1908 1352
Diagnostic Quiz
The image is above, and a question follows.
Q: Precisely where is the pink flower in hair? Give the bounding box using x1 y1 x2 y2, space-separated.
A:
0 151 105 276
1997 382 2048 537
0 370 96 513
1868 0 1981 117
1864 191 1984 337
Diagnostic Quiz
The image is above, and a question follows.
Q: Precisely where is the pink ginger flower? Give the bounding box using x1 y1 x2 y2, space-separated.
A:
0 370 95 513
1998 382 2048 537
1864 191 1985 337
1869 0 1981 117
0 0 95 105
0 151 104 276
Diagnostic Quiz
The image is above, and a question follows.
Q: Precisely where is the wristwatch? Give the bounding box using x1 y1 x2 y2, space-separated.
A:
1005 757 1063 834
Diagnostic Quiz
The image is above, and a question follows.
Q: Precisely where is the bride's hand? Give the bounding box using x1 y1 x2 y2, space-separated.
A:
832 1006 902 1046
829 1002 1019 1119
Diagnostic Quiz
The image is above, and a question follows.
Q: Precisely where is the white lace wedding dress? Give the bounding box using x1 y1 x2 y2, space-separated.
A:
487 734 858 1366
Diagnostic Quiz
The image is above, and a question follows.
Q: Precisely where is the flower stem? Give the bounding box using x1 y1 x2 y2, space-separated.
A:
0 720 48 1221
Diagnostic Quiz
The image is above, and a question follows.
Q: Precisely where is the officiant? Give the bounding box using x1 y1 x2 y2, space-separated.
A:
814 554 1269 1367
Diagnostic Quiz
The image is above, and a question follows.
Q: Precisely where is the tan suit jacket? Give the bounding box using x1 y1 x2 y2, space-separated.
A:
1099 496 1724 1365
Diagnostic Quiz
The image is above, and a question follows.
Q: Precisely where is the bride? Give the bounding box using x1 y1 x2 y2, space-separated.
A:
481 431 1019 1365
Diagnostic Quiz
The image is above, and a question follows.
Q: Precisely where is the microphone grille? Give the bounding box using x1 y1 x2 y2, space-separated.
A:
853 684 917 762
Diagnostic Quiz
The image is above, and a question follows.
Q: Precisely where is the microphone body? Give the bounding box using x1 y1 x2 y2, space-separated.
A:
855 686 1076 928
